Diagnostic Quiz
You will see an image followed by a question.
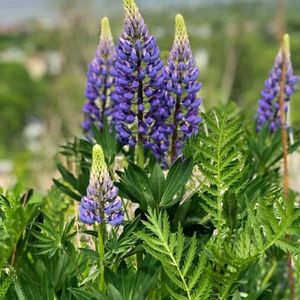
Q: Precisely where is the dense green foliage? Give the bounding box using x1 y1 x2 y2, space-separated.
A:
1 107 300 299
1 1 300 299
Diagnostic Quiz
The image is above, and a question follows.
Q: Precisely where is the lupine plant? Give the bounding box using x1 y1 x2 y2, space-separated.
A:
1 0 300 300
163 14 202 162
82 17 116 136
256 35 298 132
113 0 169 165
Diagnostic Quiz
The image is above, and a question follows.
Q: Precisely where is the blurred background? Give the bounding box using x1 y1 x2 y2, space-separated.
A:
0 0 299 191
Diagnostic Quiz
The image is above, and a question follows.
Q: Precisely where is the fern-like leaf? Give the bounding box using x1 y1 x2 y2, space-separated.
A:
207 193 300 299
136 210 211 300
187 110 246 231
0 190 42 269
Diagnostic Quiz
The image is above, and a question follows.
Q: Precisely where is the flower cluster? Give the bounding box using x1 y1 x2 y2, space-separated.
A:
81 1 298 168
113 0 167 161
79 144 123 226
82 17 116 136
256 35 298 132
163 14 202 161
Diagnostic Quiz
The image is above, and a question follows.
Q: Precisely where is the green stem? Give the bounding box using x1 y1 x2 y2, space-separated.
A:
98 223 105 292
64 248 84 281
137 142 144 167
136 142 144 267
261 260 277 289
120 197 130 220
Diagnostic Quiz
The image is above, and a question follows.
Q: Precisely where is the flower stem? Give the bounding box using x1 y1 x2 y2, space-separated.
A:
97 223 106 292
278 34 295 300
136 48 145 168
171 94 181 163
137 142 144 167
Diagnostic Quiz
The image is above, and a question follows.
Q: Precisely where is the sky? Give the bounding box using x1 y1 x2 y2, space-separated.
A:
0 0 236 26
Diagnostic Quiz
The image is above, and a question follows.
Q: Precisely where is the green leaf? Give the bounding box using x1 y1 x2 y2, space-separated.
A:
57 163 78 190
117 162 155 209
149 163 165 204
223 191 238 231
53 179 82 201
136 210 211 300
188 110 246 231
69 287 108 300
160 157 193 207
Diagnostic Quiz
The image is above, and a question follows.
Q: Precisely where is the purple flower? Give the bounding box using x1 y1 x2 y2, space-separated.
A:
79 144 124 226
256 34 298 132
162 14 202 162
82 17 116 137
113 0 168 162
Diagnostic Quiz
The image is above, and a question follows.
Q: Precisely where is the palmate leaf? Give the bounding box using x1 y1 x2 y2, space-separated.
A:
30 214 76 257
105 216 141 263
105 255 159 300
69 287 107 300
7 246 79 300
0 268 15 299
136 210 211 300
117 158 193 211
186 110 246 231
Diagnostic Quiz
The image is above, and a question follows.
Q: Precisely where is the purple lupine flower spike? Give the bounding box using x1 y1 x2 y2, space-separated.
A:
82 17 116 136
163 14 202 162
113 0 168 162
79 144 124 226
256 34 298 132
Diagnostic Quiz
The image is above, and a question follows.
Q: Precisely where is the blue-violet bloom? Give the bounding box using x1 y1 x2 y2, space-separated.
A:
256 34 298 132
82 17 116 136
163 14 202 162
79 144 124 226
113 0 168 162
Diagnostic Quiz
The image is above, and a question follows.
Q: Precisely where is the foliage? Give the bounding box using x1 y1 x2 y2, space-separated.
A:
137 210 211 300
1 0 300 298
1 106 300 300
117 157 193 211
0 189 42 269
185 110 246 230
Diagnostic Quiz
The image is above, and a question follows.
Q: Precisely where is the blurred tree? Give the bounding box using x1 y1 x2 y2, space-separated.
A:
0 62 43 151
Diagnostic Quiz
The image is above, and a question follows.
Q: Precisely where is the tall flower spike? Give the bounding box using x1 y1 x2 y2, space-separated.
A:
82 17 116 136
79 144 124 226
256 34 298 132
113 0 168 162
163 14 202 162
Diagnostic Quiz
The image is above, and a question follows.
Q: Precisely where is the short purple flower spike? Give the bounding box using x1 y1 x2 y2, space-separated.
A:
113 0 167 162
82 17 116 136
256 34 298 132
79 144 124 226
163 14 202 162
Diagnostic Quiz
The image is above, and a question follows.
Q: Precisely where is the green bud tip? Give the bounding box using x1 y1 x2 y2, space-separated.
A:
175 14 188 43
123 0 139 18
91 144 106 175
282 33 290 59
100 17 112 40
